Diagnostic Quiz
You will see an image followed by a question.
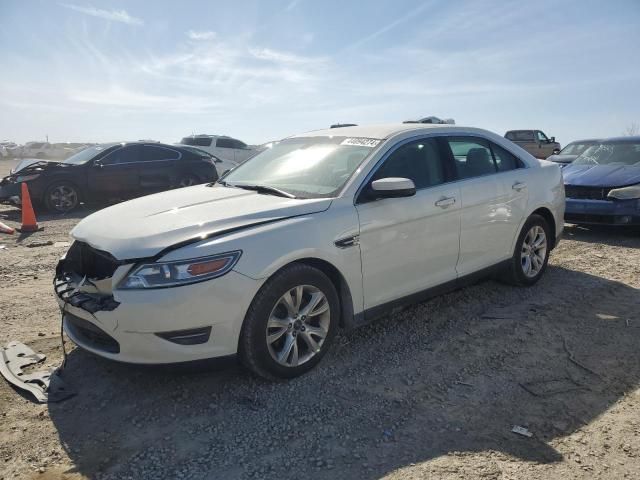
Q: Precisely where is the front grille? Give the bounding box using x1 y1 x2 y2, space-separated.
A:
565 185 611 201
64 241 121 279
65 313 120 354
565 213 638 225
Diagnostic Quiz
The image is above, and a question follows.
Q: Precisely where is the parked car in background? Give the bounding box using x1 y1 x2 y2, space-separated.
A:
0 141 218 212
18 141 68 159
0 145 7 158
404 116 455 125
547 139 601 166
53 123 564 379
177 145 239 176
1 141 21 157
563 136 640 226
179 134 257 164
505 130 561 159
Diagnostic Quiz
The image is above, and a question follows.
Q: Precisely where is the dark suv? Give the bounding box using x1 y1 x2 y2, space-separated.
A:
0 142 218 212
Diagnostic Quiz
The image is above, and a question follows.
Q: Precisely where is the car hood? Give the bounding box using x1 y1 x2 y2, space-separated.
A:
563 164 640 187
547 154 578 164
71 185 333 260
11 158 61 174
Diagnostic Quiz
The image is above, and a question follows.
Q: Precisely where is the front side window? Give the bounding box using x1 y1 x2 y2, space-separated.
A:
143 146 181 162
536 131 549 143
102 145 141 165
574 142 640 166
222 136 376 198
372 138 445 189
446 137 497 179
507 131 535 142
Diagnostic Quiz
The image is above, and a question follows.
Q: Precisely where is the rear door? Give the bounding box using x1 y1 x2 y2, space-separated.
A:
138 145 183 194
444 136 529 275
356 137 461 309
87 145 141 200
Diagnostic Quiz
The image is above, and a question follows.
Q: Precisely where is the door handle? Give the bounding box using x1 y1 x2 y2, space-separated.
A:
435 197 456 208
512 182 527 191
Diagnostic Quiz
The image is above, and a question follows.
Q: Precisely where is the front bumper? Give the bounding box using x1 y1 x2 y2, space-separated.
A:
565 198 640 226
0 182 21 204
56 269 262 364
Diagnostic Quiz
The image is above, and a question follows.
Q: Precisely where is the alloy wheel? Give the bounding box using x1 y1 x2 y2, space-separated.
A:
266 285 330 367
48 185 78 211
521 225 547 278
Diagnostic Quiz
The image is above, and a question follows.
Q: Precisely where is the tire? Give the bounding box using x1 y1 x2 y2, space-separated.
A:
176 174 199 188
503 214 551 286
43 181 81 213
239 263 340 380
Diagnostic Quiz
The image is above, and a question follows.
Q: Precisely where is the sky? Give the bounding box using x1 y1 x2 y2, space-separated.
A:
0 0 639 146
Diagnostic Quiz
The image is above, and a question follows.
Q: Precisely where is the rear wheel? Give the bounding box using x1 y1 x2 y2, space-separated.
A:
503 214 550 286
44 182 80 213
239 264 339 379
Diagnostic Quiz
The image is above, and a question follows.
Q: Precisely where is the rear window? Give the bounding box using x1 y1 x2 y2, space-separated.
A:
506 131 534 142
181 137 212 147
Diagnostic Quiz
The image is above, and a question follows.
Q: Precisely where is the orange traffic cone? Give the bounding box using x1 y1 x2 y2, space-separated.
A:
19 182 39 233
0 220 15 234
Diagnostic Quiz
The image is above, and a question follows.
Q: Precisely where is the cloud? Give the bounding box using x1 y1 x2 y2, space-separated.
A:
285 0 303 11
59 3 143 25
187 30 216 41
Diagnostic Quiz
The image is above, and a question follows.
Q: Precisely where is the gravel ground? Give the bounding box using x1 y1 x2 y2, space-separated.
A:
1 158 639 480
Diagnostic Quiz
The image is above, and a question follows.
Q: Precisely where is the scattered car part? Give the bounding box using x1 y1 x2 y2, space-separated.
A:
0 341 74 403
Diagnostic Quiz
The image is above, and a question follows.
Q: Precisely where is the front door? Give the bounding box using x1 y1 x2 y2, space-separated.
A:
356 137 461 310
87 145 141 201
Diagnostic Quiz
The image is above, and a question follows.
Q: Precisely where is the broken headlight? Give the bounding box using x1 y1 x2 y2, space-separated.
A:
607 184 640 201
119 251 241 289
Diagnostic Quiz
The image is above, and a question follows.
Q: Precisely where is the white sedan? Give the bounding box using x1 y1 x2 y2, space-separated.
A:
55 124 565 379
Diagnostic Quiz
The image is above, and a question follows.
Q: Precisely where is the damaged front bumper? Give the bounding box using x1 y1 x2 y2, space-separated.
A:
0 181 21 205
54 241 261 364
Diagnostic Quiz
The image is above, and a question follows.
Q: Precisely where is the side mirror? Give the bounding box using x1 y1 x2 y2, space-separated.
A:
93 160 103 168
550 136 556 143
370 177 416 199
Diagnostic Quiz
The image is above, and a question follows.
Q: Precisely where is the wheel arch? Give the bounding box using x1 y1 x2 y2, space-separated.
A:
530 206 557 249
259 257 356 331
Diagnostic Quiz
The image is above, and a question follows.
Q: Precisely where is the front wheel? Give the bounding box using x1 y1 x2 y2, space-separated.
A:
503 214 550 286
44 182 81 213
239 264 340 380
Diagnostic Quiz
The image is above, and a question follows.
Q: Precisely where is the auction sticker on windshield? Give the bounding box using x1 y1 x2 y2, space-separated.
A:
340 138 381 148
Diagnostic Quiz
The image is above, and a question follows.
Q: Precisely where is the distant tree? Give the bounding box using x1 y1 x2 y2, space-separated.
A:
623 122 639 136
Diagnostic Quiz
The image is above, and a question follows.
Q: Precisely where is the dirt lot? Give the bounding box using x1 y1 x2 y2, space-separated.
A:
1 158 639 480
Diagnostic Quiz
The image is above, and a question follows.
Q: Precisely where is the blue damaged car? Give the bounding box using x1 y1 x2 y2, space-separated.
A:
563 137 640 226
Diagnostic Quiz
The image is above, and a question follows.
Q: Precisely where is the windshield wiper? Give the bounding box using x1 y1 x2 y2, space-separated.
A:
230 183 297 199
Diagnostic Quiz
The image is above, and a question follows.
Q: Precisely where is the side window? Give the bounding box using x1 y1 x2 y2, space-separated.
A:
372 138 445 189
142 146 181 162
491 143 523 172
102 145 140 165
536 131 549 143
446 137 497 179
181 137 212 147
216 138 235 149
231 139 247 149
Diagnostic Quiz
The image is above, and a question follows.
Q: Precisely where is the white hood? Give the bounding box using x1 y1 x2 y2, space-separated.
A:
71 185 332 259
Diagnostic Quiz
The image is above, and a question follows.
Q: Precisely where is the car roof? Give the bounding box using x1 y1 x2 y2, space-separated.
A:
181 134 235 139
289 123 478 140
600 136 640 144
567 138 601 144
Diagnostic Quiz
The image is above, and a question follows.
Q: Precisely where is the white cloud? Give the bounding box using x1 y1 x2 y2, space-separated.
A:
59 3 143 25
187 30 217 41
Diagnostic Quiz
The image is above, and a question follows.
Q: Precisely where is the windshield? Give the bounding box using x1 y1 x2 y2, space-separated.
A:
64 144 117 165
574 142 640 166
560 142 597 156
222 136 378 198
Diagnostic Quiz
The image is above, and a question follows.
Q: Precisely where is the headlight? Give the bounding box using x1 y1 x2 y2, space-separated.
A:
607 184 640 200
119 251 241 289
16 174 40 182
